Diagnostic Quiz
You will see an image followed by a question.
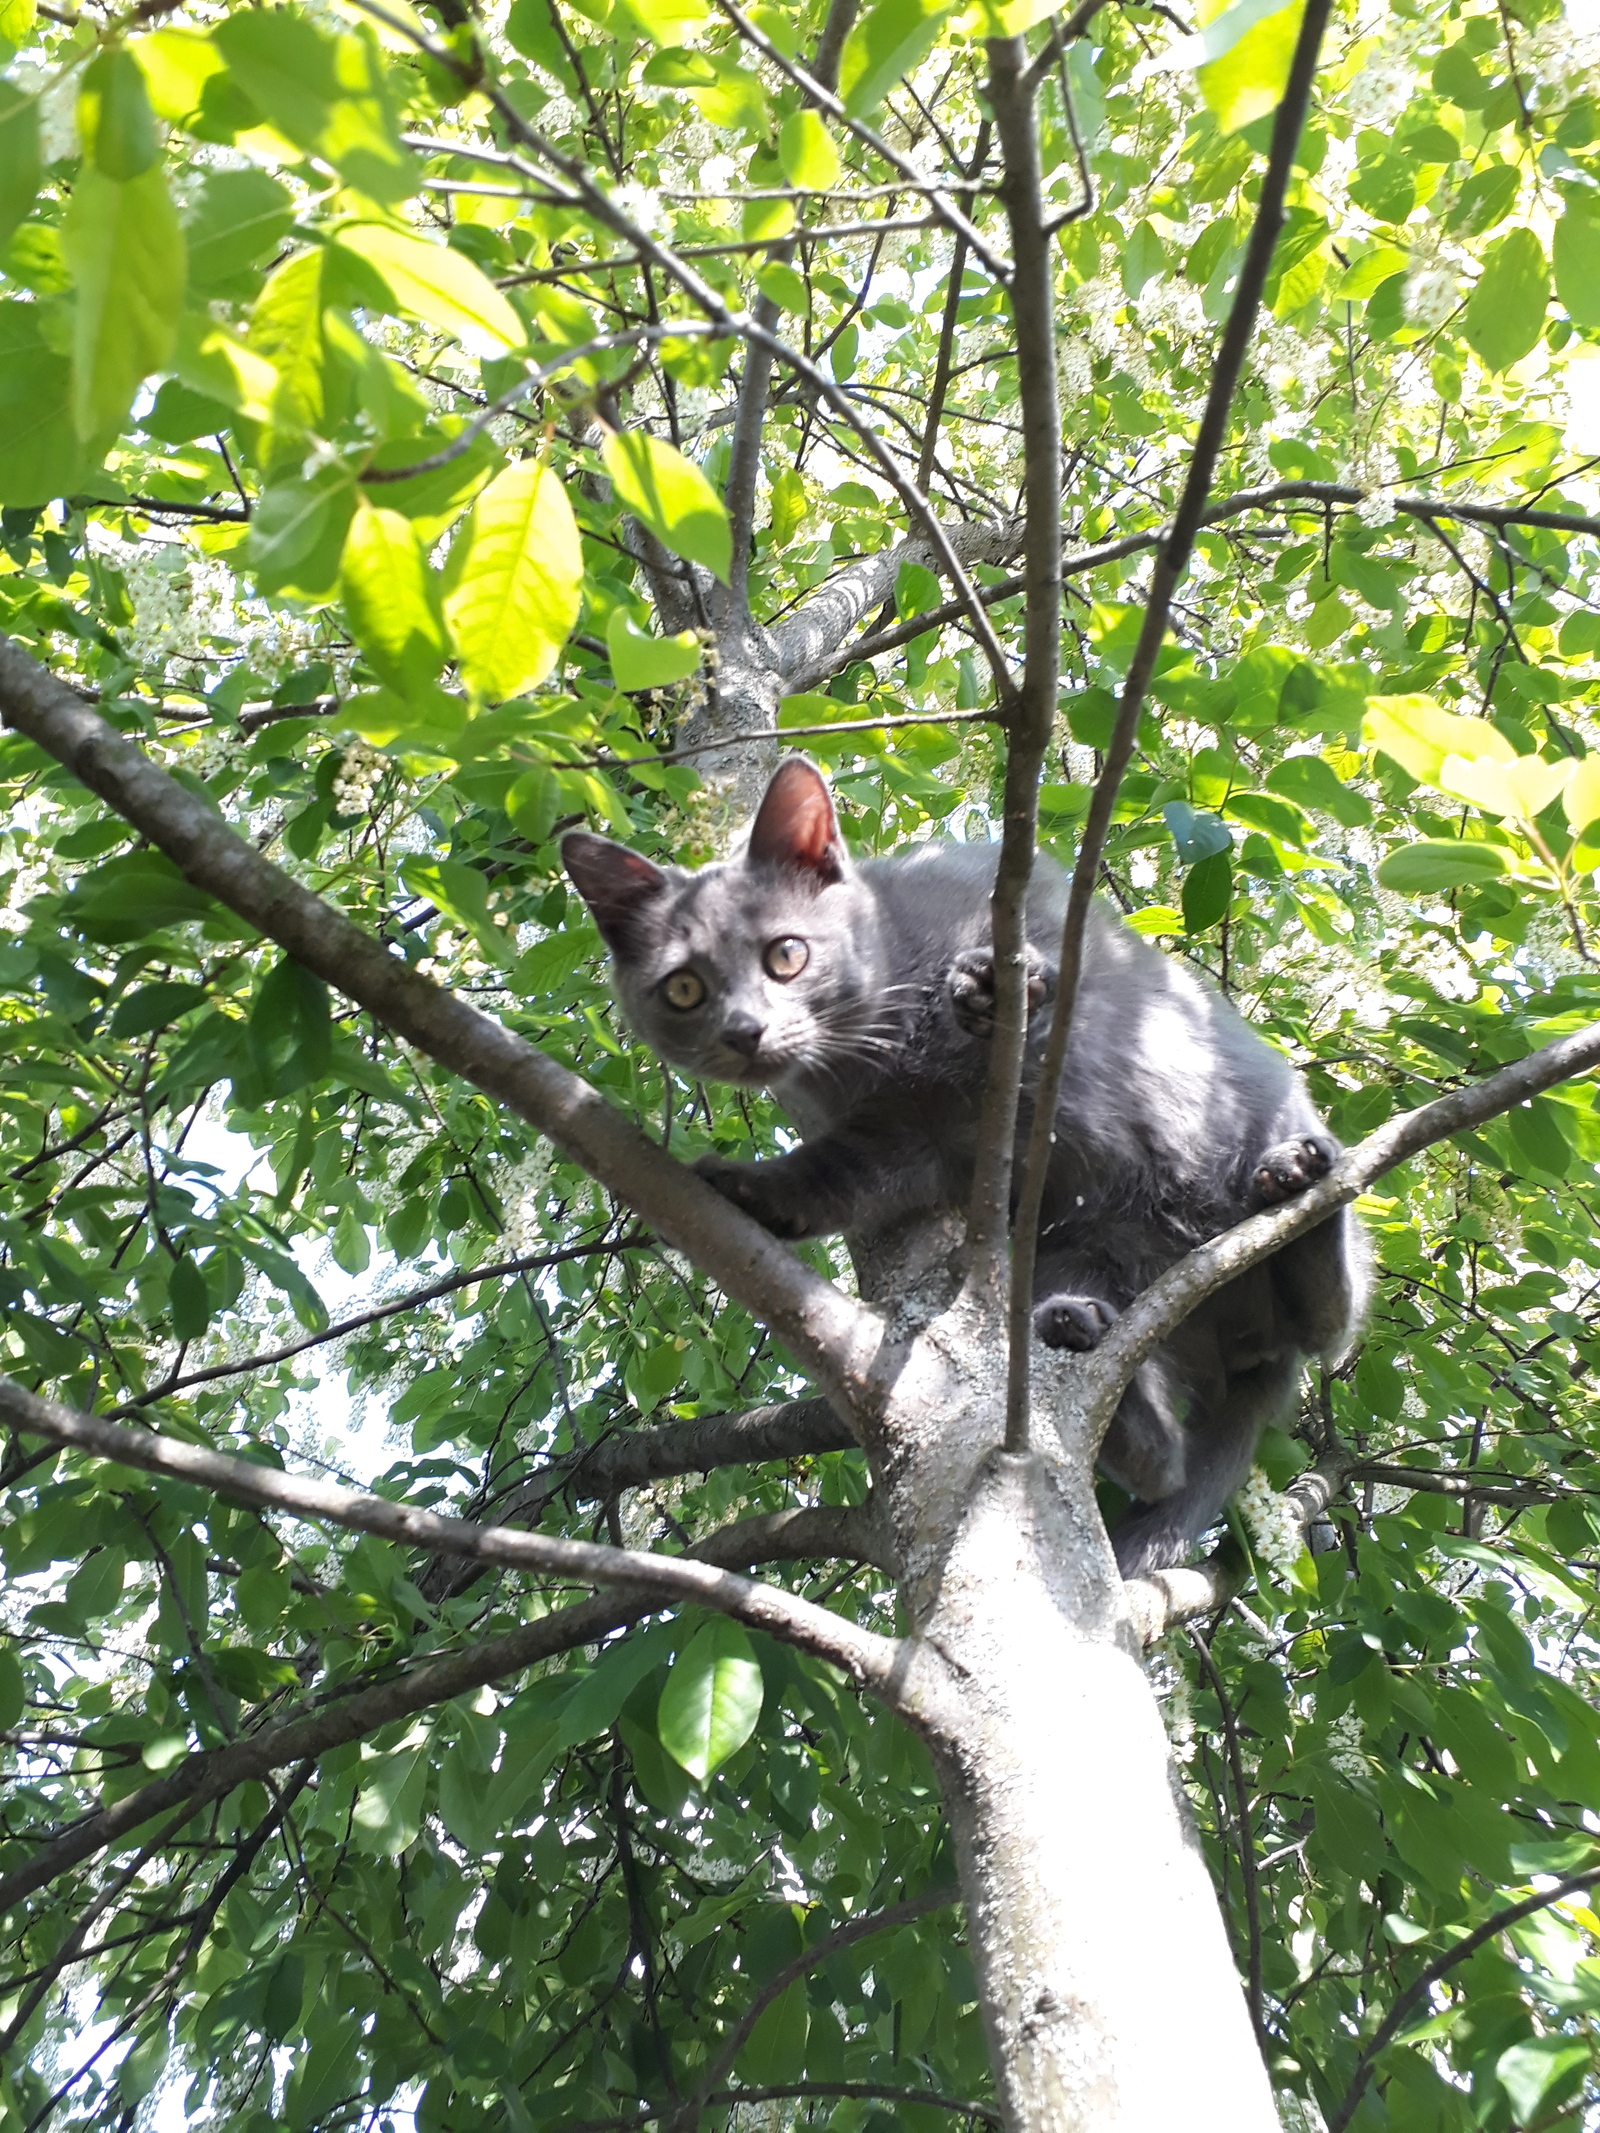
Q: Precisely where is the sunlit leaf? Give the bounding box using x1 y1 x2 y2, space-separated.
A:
340 500 452 701
337 223 527 358
64 165 186 441
1463 227 1550 374
657 1617 763 1781
443 459 582 700
602 428 731 582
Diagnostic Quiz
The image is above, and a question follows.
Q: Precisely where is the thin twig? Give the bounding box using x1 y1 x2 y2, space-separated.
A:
1004 0 1334 1452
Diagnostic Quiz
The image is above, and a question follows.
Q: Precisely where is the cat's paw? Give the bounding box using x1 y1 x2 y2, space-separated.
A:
692 1154 812 1239
947 945 1055 1037
1034 1293 1118 1351
1248 1132 1338 1208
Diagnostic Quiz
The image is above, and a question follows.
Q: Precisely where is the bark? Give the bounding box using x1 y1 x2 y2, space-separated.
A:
848 1233 1280 2132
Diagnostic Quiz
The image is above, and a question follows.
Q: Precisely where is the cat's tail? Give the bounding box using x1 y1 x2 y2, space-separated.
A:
1110 1354 1302 1580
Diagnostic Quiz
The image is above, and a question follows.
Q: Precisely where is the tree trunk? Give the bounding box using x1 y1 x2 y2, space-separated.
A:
854 1230 1278 2133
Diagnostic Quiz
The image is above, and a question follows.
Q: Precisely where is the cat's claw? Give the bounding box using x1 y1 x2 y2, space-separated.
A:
1034 1293 1118 1351
947 945 1056 1037
692 1153 812 1238
1249 1132 1337 1208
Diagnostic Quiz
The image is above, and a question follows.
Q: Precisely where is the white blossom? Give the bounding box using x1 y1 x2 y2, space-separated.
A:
1404 265 1460 329
1238 1465 1305 1575
1326 1707 1366 1781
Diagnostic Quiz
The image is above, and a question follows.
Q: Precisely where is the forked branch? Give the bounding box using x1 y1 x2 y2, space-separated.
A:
0 1374 900 1688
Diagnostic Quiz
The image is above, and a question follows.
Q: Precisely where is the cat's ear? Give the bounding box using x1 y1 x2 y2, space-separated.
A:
747 756 847 885
562 832 669 950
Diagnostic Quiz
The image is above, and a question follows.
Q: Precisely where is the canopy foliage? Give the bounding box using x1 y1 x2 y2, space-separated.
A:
1 0 1600 2124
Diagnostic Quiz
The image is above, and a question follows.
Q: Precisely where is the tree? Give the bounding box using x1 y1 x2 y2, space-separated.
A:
0 0 1599 2122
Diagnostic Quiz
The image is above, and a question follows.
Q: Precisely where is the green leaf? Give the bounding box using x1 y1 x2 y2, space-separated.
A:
626 0 711 42
110 981 208 1038
1265 753 1372 826
212 11 416 206
0 0 36 42
1362 694 1518 786
778 108 841 189
0 84 40 257
1554 202 1600 330
340 501 451 702
657 1616 764 1781
184 169 295 295
79 45 160 180
738 1980 810 2084
1375 840 1509 892
1163 801 1231 863
1197 0 1303 135
607 610 702 689
64 164 186 441
337 223 526 358
838 0 952 118
0 1647 22 1732
443 460 582 700
1463 227 1549 374
168 1255 211 1342
602 428 731 582
1436 750 1572 822
0 301 95 507
68 852 217 939
246 462 359 600
1507 1095 1573 1178
249 958 332 1095
1182 849 1233 932
1496 2037 1590 2122
351 1741 429 1854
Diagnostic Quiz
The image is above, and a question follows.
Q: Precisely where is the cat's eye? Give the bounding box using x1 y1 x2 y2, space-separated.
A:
662 968 706 1010
763 937 809 981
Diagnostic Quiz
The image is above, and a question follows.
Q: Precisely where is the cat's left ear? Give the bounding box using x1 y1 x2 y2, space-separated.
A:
747 756 848 886
562 832 670 950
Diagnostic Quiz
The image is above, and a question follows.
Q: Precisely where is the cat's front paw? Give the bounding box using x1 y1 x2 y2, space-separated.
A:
692 1154 812 1239
1034 1293 1118 1351
947 945 1056 1037
1248 1132 1338 1209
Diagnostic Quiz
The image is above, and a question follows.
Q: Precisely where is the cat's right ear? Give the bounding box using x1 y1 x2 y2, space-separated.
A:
562 832 669 950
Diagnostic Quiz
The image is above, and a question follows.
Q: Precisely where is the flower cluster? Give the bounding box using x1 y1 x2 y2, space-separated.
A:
1237 1465 1305 1576
332 741 384 816
1325 1707 1366 1782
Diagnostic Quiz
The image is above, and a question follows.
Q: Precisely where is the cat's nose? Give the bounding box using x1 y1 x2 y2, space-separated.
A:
721 1014 764 1059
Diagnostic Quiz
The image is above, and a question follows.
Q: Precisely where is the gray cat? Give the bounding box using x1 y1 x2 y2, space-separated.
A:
563 756 1365 1575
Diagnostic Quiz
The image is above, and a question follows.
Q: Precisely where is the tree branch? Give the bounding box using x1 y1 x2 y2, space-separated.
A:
721 0 859 613
965 34 1063 1290
496 1396 853 1515
0 639 881 1407
1082 1016 1600 1446
0 1374 899 1689
770 521 1025 686
1008 0 1333 1445
1327 1860 1600 2133
106 1231 639 1414
713 0 1013 288
783 479 1600 690
669 1886 960 2128
0 1494 884 1919
1122 1540 1250 1645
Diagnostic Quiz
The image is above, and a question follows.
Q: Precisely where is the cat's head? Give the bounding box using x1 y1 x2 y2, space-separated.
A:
562 756 881 1088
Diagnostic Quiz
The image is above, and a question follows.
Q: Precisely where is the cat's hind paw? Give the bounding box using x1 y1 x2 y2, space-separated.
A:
947 944 1055 1037
1034 1293 1118 1351
1248 1132 1337 1208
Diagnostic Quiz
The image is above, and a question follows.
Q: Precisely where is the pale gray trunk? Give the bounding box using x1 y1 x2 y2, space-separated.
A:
855 1229 1279 2133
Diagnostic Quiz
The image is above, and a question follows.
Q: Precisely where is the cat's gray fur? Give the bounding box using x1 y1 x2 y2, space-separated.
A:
563 757 1366 1575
